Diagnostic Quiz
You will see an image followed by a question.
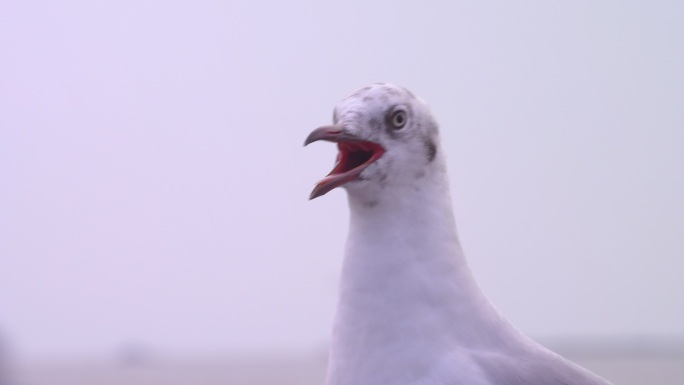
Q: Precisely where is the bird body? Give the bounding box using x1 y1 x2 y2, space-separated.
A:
305 83 612 385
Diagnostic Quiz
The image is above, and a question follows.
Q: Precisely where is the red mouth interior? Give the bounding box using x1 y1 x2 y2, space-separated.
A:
310 140 385 199
331 142 385 176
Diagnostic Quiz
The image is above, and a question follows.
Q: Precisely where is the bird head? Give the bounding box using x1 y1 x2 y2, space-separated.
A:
305 83 441 200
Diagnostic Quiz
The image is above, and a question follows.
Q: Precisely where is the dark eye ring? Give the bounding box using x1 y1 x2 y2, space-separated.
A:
389 110 407 129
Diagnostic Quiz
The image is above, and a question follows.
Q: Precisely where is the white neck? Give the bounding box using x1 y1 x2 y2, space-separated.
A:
326 159 515 385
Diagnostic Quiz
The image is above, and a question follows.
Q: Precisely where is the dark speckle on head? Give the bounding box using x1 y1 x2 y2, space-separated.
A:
424 138 437 162
341 110 362 122
369 117 381 131
381 85 401 96
363 96 374 102
379 171 388 183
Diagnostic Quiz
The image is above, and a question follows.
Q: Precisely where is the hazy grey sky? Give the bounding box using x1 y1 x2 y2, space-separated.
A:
1 1 682 360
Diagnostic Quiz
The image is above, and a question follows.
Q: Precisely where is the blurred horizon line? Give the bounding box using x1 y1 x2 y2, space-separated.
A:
3 334 684 365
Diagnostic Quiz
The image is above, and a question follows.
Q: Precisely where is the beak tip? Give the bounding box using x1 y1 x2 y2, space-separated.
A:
309 190 321 200
309 184 328 200
303 132 318 147
303 125 346 147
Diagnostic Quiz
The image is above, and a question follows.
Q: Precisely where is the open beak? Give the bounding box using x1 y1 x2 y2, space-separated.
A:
304 125 385 200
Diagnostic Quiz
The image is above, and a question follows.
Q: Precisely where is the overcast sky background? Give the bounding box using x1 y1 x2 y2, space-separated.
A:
1 1 683 360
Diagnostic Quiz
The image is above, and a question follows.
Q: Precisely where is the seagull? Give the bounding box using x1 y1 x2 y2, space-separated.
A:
304 83 613 385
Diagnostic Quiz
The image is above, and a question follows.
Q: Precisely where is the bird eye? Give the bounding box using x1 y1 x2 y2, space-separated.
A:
389 110 407 129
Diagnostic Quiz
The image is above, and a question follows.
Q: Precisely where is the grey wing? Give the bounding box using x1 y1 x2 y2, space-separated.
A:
471 348 613 385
